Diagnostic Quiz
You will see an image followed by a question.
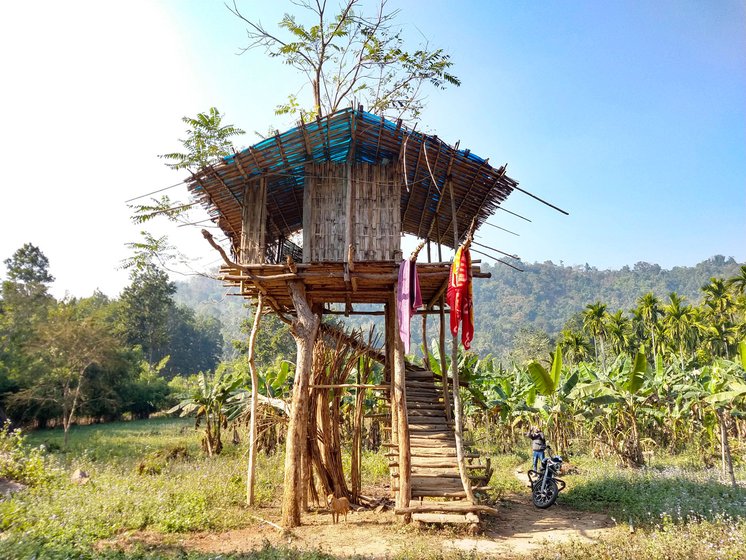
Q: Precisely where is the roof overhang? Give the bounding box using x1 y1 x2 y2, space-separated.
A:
186 107 518 253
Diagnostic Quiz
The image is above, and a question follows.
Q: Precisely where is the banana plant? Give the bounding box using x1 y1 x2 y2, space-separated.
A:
569 346 650 466
169 367 245 456
702 354 746 487
525 346 579 453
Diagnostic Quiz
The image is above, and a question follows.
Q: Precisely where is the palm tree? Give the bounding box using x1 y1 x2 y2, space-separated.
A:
702 277 734 359
637 293 662 365
726 265 746 295
605 310 632 357
583 302 608 370
662 292 695 370
558 329 591 367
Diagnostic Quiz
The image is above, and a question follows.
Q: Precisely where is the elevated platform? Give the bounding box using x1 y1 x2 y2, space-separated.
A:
219 260 489 313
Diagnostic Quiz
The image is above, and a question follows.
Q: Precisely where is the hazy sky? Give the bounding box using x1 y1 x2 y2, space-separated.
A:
1 0 744 298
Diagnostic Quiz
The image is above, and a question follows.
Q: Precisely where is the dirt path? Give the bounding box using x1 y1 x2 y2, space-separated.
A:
109 475 615 558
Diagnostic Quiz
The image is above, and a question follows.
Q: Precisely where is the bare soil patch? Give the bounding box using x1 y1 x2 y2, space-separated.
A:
106 482 615 559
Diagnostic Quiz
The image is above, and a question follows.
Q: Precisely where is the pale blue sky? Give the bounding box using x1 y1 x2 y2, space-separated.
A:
0 0 743 297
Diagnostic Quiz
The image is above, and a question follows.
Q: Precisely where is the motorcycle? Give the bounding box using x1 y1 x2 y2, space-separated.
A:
527 447 566 509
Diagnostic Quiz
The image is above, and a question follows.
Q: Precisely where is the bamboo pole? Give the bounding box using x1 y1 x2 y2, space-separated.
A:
246 294 264 505
435 216 452 423
392 292 412 521
422 241 430 368
448 178 476 504
385 300 398 496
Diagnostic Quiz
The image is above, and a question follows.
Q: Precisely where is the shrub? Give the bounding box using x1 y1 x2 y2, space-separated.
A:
0 423 53 486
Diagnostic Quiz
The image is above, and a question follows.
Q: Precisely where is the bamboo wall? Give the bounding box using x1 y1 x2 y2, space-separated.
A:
303 163 347 262
240 178 267 264
302 162 401 263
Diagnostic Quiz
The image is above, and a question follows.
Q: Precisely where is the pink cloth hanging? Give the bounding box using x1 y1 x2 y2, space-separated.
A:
397 259 422 353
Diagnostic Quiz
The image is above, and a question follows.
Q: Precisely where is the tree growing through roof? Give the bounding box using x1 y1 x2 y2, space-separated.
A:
228 0 460 122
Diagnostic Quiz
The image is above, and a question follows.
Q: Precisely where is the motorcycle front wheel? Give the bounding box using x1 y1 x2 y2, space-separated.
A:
532 478 559 509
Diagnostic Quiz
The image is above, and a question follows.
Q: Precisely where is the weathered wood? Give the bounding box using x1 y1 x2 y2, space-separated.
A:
448 181 475 505
246 294 263 506
309 383 389 390
281 281 320 528
411 513 481 525
240 177 267 263
396 503 498 516
391 293 411 519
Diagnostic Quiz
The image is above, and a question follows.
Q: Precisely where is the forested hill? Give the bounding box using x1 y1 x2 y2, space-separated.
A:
175 256 742 360
471 255 741 358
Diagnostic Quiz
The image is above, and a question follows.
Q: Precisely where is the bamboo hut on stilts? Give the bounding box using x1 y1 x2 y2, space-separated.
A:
185 107 564 530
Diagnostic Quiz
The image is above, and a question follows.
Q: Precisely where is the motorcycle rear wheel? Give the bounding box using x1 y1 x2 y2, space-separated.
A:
532 478 559 508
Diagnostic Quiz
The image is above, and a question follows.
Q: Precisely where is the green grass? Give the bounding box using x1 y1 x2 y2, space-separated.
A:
561 453 746 526
4 419 746 560
26 417 202 463
0 542 356 560
1 418 286 559
524 451 746 560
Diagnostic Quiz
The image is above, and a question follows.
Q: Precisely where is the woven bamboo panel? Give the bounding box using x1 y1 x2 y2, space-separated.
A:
303 163 347 262
302 162 401 263
240 178 267 263
352 163 400 261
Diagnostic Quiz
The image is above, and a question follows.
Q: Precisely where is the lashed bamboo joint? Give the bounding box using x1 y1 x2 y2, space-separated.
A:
186 107 520 529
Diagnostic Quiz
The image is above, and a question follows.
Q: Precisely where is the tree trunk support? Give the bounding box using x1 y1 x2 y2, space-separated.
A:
281 280 320 528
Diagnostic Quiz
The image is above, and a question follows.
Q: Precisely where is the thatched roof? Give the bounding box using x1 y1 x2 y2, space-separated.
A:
186 107 518 253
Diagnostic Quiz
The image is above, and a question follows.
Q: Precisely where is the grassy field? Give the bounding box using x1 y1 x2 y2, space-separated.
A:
1 418 745 559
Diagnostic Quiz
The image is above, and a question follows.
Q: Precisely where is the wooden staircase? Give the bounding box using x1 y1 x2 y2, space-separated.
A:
388 366 494 524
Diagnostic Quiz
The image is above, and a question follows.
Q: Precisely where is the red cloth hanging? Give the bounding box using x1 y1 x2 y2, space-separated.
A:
446 246 474 349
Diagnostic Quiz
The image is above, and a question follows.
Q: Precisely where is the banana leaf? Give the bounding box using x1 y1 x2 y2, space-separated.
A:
625 346 648 394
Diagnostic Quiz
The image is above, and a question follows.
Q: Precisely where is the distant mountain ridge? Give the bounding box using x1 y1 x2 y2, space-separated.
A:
175 255 743 360
470 255 741 357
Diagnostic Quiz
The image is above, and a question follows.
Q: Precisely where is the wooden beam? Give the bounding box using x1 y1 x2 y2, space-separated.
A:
437 158 491 247
418 143 457 240
395 503 498 516
310 383 389 390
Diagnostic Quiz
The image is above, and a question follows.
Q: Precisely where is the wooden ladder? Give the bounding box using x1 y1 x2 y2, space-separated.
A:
388 366 495 525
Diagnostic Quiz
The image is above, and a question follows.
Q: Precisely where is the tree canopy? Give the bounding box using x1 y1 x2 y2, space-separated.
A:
229 0 460 121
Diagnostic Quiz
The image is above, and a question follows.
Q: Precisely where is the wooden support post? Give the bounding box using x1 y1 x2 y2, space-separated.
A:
391 293 412 520
435 220 452 422
448 178 476 504
281 280 320 528
422 240 431 368
246 294 264 506
345 163 354 261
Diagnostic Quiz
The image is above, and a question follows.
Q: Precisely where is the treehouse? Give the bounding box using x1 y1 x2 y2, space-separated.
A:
186 107 524 528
